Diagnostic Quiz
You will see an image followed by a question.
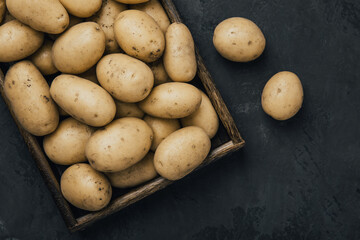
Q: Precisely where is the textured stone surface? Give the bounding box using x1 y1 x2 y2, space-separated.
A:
1 0 360 239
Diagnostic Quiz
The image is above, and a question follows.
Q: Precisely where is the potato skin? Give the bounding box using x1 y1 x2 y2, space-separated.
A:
43 118 95 165
130 0 170 33
106 152 157 188
138 82 202 119
50 74 116 127
48 15 83 40
0 0 5 23
114 10 165 62
0 20 44 62
88 0 127 53
4 61 59 136
114 0 149 4
6 0 69 34
59 0 102 18
213 17 266 62
96 53 154 102
261 71 303 120
181 91 219 138
163 23 197 82
29 40 58 75
114 100 144 119
149 59 171 86
60 163 112 211
78 66 99 85
52 22 106 74
86 117 153 172
144 115 180 151
154 126 211 180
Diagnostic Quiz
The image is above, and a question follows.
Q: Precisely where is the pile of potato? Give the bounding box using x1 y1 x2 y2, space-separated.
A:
1 0 220 211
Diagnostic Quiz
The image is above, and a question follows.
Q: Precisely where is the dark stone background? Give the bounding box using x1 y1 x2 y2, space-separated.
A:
1 0 359 239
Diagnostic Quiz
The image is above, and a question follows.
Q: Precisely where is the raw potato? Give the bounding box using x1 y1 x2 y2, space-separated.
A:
57 105 69 116
139 82 202 119
114 10 165 63
2 10 15 24
106 152 157 188
164 23 197 82
50 74 116 127
61 163 112 211
6 0 69 34
261 71 304 120
86 117 153 172
52 22 106 74
149 59 171 86
29 40 58 75
144 115 180 151
43 118 95 165
0 20 44 62
88 0 127 53
96 53 154 102
0 0 5 23
114 0 149 4
78 66 99 84
130 0 170 33
154 126 211 180
213 17 266 62
114 100 144 119
48 15 83 40
181 91 219 138
4 61 59 136
59 0 102 18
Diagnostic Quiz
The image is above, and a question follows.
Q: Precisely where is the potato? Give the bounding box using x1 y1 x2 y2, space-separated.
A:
29 40 58 75
52 22 106 74
0 20 44 62
106 152 157 188
86 117 153 172
4 61 59 136
149 59 171 86
57 105 69 116
48 15 83 40
44 118 95 165
139 82 202 119
154 126 211 180
114 0 149 4
6 0 69 34
59 0 102 18
61 163 112 211
130 0 170 33
213 17 266 62
163 23 197 82
114 10 165 63
96 53 154 102
144 115 180 151
114 100 144 119
2 10 15 24
78 66 99 84
0 0 5 23
88 0 127 53
181 91 219 138
50 74 116 127
261 71 304 120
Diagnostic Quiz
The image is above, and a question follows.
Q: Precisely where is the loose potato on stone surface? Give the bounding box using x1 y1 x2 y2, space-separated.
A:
138 82 202 119
86 117 153 172
0 20 44 62
43 118 95 165
4 61 59 136
114 10 165 63
50 74 116 127
106 152 157 188
30 40 58 75
52 22 105 74
261 71 303 120
154 126 211 181
213 17 265 62
163 23 197 82
61 163 112 211
59 0 102 18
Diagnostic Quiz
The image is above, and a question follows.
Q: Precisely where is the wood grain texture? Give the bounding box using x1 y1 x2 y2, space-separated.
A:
0 0 244 232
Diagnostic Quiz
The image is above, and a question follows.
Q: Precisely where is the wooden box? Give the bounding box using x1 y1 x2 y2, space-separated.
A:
0 0 245 232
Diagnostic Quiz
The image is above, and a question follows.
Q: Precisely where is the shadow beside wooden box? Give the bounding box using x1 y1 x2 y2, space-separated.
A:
0 0 245 232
